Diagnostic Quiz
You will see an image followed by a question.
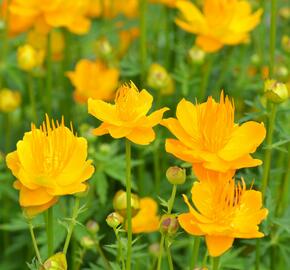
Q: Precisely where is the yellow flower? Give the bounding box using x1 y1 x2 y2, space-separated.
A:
118 27 139 58
7 0 91 35
88 82 169 145
179 178 268 257
175 0 262 52
0 88 21 113
6 115 94 217
131 198 160 234
67 59 119 104
17 44 45 71
162 92 266 177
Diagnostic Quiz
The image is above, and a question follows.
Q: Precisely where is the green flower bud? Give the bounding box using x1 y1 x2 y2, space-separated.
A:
188 46 206 65
106 212 124 228
80 236 95 249
159 214 179 236
113 190 140 218
166 166 186 185
40 253 67 270
264 79 288 104
86 220 99 234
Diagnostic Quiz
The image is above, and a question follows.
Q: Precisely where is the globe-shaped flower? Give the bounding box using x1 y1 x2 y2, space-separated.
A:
88 82 169 145
179 178 268 256
175 0 262 52
6 115 94 217
162 92 266 177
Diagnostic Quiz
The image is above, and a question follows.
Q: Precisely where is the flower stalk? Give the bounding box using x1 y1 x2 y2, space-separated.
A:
46 207 54 257
28 220 43 265
212 256 220 270
125 139 132 270
63 197 80 255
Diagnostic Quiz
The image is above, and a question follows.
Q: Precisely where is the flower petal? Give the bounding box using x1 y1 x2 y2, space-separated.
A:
19 186 55 207
218 121 266 161
196 35 223 52
205 235 234 257
178 213 204 236
127 127 155 145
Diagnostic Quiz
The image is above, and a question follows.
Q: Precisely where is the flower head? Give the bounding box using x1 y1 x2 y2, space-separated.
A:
17 44 45 71
131 197 160 234
0 88 21 113
162 92 266 177
88 82 169 145
178 178 268 256
67 59 119 104
175 0 262 52
6 115 94 217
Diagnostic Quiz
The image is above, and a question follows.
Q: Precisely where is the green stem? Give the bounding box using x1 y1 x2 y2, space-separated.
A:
153 139 161 194
96 242 111 270
63 197 80 255
269 0 277 77
165 238 174 270
200 56 214 101
28 73 37 124
168 184 177 214
157 235 165 270
202 250 208 268
190 237 201 269
45 31 52 114
28 220 43 265
4 113 11 153
114 228 125 270
255 239 260 270
139 0 147 85
125 139 132 270
46 207 54 257
212 256 220 270
261 103 277 198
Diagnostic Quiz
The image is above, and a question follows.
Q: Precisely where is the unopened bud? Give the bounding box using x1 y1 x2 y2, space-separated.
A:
17 44 44 71
86 220 99 234
251 54 261 65
275 65 289 80
106 212 124 228
0 88 21 113
113 190 140 217
166 166 186 185
148 243 160 257
159 214 179 236
147 63 171 91
282 35 290 53
188 46 206 65
94 38 112 59
81 236 95 249
264 79 288 104
40 252 67 270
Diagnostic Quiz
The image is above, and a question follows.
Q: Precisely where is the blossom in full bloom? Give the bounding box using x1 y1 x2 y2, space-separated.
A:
131 197 160 234
162 92 266 177
6 115 94 217
67 59 120 104
178 178 268 256
88 82 169 145
5 0 91 36
175 0 262 52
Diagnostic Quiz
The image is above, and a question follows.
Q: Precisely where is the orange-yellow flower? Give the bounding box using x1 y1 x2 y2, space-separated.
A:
162 92 266 177
88 82 169 145
67 59 119 104
175 0 262 52
0 88 21 113
5 0 91 36
178 178 268 256
131 198 160 234
6 115 94 217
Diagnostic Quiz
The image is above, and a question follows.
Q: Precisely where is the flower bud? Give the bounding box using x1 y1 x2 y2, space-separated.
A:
159 214 179 236
40 252 67 270
250 54 261 66
279 7 290 20
188 46 206 65
0 88 21 113
86 220 99 234
148 243 160 257
106 212 124 228
94 37 113 59
264 79 288 104
113 190 140 218
80 236 95 249
166 166 186 185
275 65 289 80
147 63 169 90
17 44 44 71
282 35 290 53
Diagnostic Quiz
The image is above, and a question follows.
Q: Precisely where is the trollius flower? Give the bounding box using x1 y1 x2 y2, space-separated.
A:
6 115 94 217
88 82 169 145
178 178 268 256
175 0 262 52
162 92 266 176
